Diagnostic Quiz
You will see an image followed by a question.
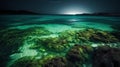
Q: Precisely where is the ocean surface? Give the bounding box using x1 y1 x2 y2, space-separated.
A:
0 15 120 67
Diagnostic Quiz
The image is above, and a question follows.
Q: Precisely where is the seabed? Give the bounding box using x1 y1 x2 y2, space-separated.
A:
0 15 120 67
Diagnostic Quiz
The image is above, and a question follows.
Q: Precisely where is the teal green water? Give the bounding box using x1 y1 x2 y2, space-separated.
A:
0 15 120 67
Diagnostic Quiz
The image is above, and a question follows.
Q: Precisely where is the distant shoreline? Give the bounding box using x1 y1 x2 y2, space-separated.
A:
0 10 120 17
0 10 39 15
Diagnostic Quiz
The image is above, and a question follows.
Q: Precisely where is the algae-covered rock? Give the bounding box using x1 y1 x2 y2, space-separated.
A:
0 28 26 67
90 30 119 43
34 37 69 52
66 44 93 63
39 55 71 67
0 28 25 54
10 56 41 67
0 27 51 54
39 54 56 65
30 30 76 52
93 46 120 67
0 27 51 67
59 30 76 43
43 57 67 67
74 29 96 43
74 28 119 43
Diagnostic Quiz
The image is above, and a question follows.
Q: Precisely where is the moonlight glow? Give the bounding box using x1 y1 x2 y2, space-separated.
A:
65 11 84 15
61 6 89 15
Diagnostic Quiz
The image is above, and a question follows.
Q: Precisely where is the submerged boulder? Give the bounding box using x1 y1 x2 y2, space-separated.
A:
32 37 70 52
74 28 119 43
93 46 120 67
0 27 51 67
43 57 67 67
90 30 119 43
10 56 41 67
75 29 95 43
0 27 51 55
59 30 76 43
66 44 93 64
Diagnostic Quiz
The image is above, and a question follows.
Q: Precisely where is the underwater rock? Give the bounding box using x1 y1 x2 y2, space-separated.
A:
0 27 51 67
10 56 41 67
41 55 83 67
0 27 51 54
39 54 57 65
0 28 26 67
93 46 120 67
33 37 69 52
74 28 119 43
74 29 96 43
59 30 76 43
90 30 119 43
0 30 25 52
66 44 93 64
43 57 67 67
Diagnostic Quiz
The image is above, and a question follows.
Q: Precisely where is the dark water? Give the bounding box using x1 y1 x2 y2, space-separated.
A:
0 15 120 67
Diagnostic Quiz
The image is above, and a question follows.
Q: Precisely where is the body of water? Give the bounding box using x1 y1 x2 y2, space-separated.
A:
0 15 120 67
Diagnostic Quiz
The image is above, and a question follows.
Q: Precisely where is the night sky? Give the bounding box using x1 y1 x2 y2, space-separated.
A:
0 0 120 14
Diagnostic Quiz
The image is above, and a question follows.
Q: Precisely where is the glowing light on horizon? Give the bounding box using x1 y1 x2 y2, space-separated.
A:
64 10 84 15
60 6 90 15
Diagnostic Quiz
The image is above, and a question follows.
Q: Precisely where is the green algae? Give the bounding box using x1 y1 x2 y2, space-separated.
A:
30 37 70 52
1 15 120 67
0 26 120 67
0 27 52 67
10 56 41 67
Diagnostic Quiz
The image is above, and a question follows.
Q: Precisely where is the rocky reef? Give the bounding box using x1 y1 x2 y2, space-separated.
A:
29 30 77 52
66 44 93 67
75 29 119 43
10 56 41 67
0 27 52 67
10 44 94 67
93 46 120 67
90 31 118 43
43 57 67 67
31 37 69 52
0 27 120 67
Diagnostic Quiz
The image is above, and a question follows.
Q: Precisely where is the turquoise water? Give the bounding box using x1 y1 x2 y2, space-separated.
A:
0 15 120 67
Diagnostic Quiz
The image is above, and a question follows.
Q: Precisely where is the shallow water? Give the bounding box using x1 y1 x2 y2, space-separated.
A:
0 15 120 67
